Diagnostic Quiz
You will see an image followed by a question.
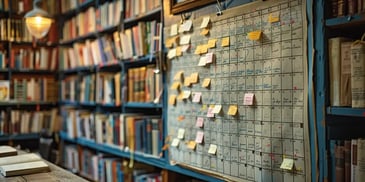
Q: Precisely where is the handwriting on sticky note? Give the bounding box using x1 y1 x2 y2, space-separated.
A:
205 53 214 64
202 78 211 88
280 158 294 170
192 92 201 103
167 49 176 59
221 37 230 47
173 71 183 81
187 141 197 150
180 35 191 45
208 144 217 154
206 106 215 117
200 16 210 28
170 82 180 90
177 128 185 139
244 93 255 105
196 117 204 127
207 39 217 48
182 90 191 99
198 56 206 66
170 24 178 36
171 138 180 147
248 31 262 41
200 29 209 36
228 105 238 116
195 131 204 143
190 73 199 83
169 95 177 105
212 105 222 114
268 12 280 23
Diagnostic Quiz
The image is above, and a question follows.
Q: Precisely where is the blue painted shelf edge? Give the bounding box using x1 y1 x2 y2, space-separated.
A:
0 133 39 141
326 14 365 27
326 107 365 117
124 102 162 108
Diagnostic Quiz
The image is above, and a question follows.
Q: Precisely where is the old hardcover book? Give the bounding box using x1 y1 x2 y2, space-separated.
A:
0 153 41 166
0 146 17 157
351 42 365 107
0 160 49 177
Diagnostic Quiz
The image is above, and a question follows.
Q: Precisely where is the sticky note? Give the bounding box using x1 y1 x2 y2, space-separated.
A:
167 48 176 59
171 138 180 147
182 90 191 99
268 12 280 23
244 93 255 105
200 29 209 36
196 117 204 127
176 46 182 56
206 106 215 117
177 92 184 100
177 128 185 139
165 38 174 48
187 141 197 150
181 20 192 32
184 77 192 87
221 37 230 47
170 24 178 36
228 105 238 116
200 16 210 28
180 35 191 45
212 105 222 114
195 131 204 143
200 45 208 54
208 144 217 154
205 52 214 64
248 30 262 41
170 82 180 90
198 56 206 66
207 39 217 48
169 95 177 105
190 73 199 83
280 158 294 170
173 71 183 81
202 78 211 88
192 92 201 103
194 45 202 55
181 45 190 52
177 115 185 121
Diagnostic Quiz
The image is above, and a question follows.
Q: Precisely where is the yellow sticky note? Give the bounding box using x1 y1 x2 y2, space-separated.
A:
169 95 177 105
221 37 230 47
200 45 208 54
208 144 217 154
176 46 182 57
201 104 207 111
207 39 217 48
202 78 211 88
200 28 210 36
280 158 294 170
173 71 183 81
165 38 174 48
182 90 191 99
177 92 184 100
184 76 192 87
268 12 280 23
194 45 202 55
248 30 262 41
187 141 197 150
170 82 180 90
190 73 199 83
228 105 238 116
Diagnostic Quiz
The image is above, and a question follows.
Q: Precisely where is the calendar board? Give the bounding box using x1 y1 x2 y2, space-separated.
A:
165 0 309 181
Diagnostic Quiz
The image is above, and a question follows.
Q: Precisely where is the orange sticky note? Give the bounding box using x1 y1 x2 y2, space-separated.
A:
268 12 280 23
248 31 262 41
165 38 174 48
176 46 182 56
200 28 210 36
184 76 192 87
207 39 217 48
169 95 177 105
228 105 238 116
190 73 199 83
187 141 197 150
221 37 230 47
202 78 211 88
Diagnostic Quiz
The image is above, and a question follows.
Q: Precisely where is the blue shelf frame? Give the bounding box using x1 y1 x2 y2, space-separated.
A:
326 107 365 117
0 133 39 142
326 14 365 27
124 102 162 109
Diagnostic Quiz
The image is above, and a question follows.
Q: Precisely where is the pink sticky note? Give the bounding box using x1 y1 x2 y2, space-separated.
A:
196 117 204 127
192 92 202 103
195 131 204 143
206 107 214 118
244 93 255 105
205 53 214 64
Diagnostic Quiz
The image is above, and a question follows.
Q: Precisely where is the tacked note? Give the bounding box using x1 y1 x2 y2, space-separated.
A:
205 53 214 64
177 128 185 139
207 39 217 48
180 35 191 45
187 141 197 150
195 131 204 143
169 95 177 105
208 144 217 154
190 73 199 83
173 71 183 81
171 138 180 147
200 16 210 29
244 93 255 105
167 48 176 59
170 24 178 36
192 92 202 103
280 158 294 170
170 82 180 90
202 78 211 88
268 12 280 23
228 105 238 116
221 37 230 47
182 90 191 99
198 56 207 66
248 30 262 41
200 29 210 36
196 117 204 127
212 105 222 114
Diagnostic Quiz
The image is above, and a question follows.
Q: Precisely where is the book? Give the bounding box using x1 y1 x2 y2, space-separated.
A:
0 146 17 157
340 41 352 106
335 143 345 182
351 42 365 108
0 160 49 177
0 80 9 101
0 153 41 166
357 139 365 181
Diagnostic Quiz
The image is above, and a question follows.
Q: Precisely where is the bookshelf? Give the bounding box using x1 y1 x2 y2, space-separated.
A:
314 1 365 181
0 0 60 148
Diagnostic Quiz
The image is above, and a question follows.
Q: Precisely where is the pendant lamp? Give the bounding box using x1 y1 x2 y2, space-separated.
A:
24 0 53 39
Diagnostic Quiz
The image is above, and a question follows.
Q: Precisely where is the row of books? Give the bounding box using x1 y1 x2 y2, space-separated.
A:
63 110 163 157
328 37 365 108
63 145 163 182
330 0 365 17
9 47 58 70
0 0 58 15
61 0 122 41
12 77 58 102
127 65 162 103
60 0 89 14
0 51 5 69
333 138 365 182
125 0 161 19
0 109 59 135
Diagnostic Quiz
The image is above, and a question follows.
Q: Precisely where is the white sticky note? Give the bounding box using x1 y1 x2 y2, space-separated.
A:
196 117 204 127
171 138 180 147
180 35 191 45
200 16 210 29
208 144 217 154
206 106 215 118
181 45 190 52
205 53 214 64
182 90 191 99
280 158 294 170
198 56 206 66
244 93 255 105
177 128 185 139
180 20 193 32
195 131 204 143
192 92 202 103
167 49 176 59
170 24 178 36
212 105 222 114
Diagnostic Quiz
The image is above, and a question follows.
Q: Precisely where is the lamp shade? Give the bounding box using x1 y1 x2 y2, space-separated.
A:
24 0 53 39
